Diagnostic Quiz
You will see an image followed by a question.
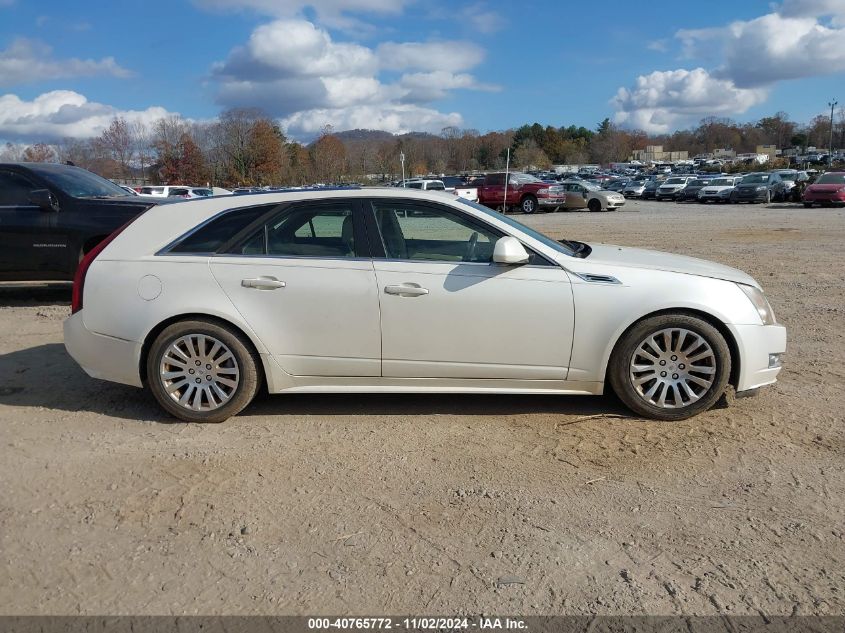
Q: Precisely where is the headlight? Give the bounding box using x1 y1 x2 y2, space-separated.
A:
537 188 549 196
738 284 776 325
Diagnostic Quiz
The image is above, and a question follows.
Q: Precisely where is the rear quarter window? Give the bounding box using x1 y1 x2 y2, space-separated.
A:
166 205 275 254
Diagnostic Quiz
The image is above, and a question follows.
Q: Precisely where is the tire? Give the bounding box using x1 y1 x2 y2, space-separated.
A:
765 190 771 204
608 313 731 421
520 195 537 214
729 193 738 204
803 202 812 208
587 198 603 213
146 319 261 423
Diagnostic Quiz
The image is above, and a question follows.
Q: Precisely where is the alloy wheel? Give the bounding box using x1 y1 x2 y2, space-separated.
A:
628 328 716 409
159 334 240 411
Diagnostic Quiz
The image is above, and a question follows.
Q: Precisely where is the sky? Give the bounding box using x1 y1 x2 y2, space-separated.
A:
0 0 844 143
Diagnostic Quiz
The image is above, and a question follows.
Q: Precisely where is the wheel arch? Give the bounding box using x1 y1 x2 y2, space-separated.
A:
602 307 741 391
139 312 268 391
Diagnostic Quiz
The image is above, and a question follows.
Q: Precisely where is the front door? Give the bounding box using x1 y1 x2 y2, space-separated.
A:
366 199 574 380
209 200 381 377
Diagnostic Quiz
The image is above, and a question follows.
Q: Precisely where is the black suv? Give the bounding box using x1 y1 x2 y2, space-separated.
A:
0 163 163 281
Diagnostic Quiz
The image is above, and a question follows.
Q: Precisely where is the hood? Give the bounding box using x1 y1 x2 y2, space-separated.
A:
578 243 759 287
701 185 734 192
807 183 845 192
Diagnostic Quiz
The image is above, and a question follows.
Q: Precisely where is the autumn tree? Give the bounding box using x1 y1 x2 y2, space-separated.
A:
22 143 56 162
311 127 347 183
249 119 288 185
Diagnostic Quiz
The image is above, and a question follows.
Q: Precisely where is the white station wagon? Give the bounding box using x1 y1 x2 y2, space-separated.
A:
64 189 786 423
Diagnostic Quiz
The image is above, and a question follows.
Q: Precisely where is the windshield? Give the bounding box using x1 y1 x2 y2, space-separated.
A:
689 180 707 186
455 198 576 257
742 174 768 184
817 172 845 184
27 164 130 198
710 178 734 186
192 188 213 196
665 178 687 184
514 173 541 184
775 171 797 181
440 176 464 188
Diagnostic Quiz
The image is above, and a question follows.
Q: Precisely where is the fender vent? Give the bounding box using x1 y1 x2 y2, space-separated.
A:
572 272 621 285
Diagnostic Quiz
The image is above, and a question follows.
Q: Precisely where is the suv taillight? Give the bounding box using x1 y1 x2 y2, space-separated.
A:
71 218 137 314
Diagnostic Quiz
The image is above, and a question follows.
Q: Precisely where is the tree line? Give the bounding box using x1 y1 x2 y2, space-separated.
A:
1 107 843 187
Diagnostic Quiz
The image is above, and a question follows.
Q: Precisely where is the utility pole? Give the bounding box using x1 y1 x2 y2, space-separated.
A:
829 99 838 167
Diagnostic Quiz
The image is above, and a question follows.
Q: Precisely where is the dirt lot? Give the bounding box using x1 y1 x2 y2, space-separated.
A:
0 199 843 616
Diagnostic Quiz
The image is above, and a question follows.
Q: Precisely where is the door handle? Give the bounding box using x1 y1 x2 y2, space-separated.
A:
384 284 429 297
241 276 286 290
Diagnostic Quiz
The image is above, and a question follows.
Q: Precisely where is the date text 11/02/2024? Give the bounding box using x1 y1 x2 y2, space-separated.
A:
307 617 528 630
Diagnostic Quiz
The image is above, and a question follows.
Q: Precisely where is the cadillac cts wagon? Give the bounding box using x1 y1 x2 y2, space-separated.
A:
64 189 786 423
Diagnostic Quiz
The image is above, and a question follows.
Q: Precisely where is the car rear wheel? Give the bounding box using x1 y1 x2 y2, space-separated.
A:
587 198 602 212
608 314 731 421
803 202 812 208
520 195 537 214
147 319 261 423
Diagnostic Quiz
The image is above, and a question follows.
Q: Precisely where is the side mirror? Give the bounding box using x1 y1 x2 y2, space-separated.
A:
29 189 59 212
493 236 529 265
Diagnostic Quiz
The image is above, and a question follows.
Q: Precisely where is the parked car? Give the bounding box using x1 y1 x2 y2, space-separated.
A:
398 178 446 191
560 181 626 212
622 181 646 198
477 172 566 214
697 177 742 203
138 185 199 197
677 179 710 202
604 179 629 193
117 184 139 196
0 162 162 281
63 188 786 423
656 177 696 201
167 187 214 199
801 171 845 207
730 173 785 204
641 180 660 200
770 170 808 202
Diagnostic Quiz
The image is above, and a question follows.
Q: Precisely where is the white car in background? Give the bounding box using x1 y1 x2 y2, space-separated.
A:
64 189 785 423
656 176 696 201
560 180 626 212
697 176 742 203
138 185 212 198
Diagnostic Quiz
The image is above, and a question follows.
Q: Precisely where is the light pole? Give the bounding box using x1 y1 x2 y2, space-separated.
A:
399 152 406 187
829 99 838 167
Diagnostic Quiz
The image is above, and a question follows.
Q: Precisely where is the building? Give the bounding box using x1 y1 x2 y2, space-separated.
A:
629 145 689 163
756 145 778 162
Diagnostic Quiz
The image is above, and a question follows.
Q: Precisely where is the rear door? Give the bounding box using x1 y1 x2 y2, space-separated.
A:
209 199 382 377
0 168 60 280
479 173 505 206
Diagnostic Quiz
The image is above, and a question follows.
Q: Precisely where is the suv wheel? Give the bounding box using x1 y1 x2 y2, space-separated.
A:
147 319 261 423
608 314 731 421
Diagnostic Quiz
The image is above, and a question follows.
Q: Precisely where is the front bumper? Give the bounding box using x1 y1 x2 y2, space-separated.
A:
728 323 787 392
538 196 566 206
64 312 144 388
733 190 768 202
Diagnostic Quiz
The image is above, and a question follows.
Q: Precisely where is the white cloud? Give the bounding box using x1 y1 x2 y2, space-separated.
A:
399 71 499 102
0 38 131 87
458 2 505 34
377 41 486 72
212 19 493 137
614 0 845 132
611 68 768 134
678 12 845 87
0 90 176 140
646 39 669 52
281 104 462 137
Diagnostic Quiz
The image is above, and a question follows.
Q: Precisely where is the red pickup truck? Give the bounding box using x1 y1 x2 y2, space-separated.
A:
477 172 566 214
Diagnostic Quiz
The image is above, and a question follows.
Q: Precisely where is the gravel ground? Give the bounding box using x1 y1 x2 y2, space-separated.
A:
0 199 843 616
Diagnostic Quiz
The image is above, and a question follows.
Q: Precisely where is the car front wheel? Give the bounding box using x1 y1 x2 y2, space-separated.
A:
147 319 261 423
608 314 731 421
587 198 603 212
520 195 537 214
